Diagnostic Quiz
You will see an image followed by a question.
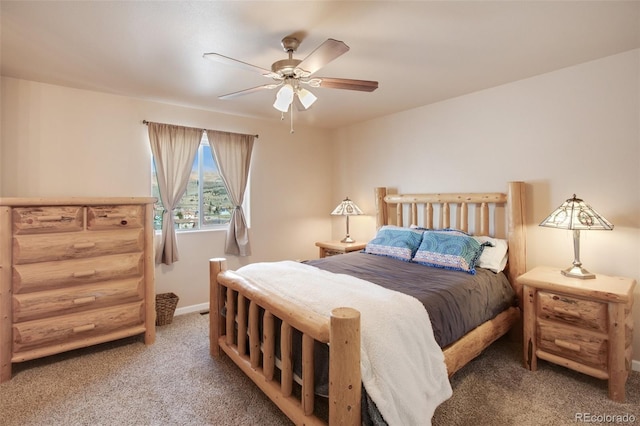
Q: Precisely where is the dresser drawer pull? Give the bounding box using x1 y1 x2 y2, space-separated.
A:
552 306 582 318
72 270 96 278
554 339 581 352
72 296 97 305
37 215 63 222
72 242 96 249
72 324 96 333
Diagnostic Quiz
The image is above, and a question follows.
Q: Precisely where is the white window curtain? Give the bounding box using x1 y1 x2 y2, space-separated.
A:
206 129 255 256
148 122 203 265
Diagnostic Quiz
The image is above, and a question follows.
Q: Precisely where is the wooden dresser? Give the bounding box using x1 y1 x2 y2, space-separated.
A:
0 197 156 382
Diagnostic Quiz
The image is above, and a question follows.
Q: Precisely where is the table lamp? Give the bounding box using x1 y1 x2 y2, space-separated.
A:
331 197 363 243
539 194 613 279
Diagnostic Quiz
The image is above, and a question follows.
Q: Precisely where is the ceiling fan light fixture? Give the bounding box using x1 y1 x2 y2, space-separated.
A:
297 88 317 109
273 83 294 112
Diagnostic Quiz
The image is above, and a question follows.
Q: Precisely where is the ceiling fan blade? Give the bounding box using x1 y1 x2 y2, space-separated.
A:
297 39 350 76
316 77 379 92
203 53 278 78
219 84 279 100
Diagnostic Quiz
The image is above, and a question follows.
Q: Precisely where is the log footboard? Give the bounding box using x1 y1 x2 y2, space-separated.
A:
209 258 361 426
209 258 520 425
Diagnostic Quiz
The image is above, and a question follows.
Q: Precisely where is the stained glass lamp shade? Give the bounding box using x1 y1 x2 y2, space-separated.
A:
331 197 363 243
539 194 613 279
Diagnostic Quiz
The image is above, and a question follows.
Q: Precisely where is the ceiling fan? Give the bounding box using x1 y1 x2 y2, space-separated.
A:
203 36 378 129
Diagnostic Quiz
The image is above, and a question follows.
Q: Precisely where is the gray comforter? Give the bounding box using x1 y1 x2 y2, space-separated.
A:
305 251 516 347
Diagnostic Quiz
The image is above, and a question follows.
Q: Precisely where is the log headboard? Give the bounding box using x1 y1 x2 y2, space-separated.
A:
374 181 526 302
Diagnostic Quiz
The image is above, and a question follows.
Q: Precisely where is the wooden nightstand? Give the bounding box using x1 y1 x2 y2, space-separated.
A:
518 266 636 402
315 241 366 258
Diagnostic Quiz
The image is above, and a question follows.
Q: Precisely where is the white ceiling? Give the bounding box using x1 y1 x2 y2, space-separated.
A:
2 1 639 129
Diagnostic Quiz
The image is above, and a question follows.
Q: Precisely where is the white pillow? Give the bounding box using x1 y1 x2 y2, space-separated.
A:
473 236 508 273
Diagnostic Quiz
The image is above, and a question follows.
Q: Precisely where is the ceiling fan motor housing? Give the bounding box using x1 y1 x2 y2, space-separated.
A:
271 58 303 77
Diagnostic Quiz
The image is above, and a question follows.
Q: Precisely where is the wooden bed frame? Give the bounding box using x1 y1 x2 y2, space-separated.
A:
209 181 526 425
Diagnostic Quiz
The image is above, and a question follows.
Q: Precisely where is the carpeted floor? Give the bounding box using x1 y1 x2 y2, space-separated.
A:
1 313 638 425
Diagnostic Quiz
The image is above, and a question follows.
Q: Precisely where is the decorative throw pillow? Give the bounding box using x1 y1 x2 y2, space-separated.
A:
473 236 509 273
365 225 424 261
412 229 485 274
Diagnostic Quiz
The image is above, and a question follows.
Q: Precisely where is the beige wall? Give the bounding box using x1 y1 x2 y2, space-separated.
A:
0 77 334 310
331 49 640 366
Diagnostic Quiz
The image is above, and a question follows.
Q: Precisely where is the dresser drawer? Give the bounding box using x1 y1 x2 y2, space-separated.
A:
537 291 607 332
87 205 144 230
13 278 144 322
12 206 84 234
537 321 608 371
12 301 145 354
13 252 144 293
13 228 144 264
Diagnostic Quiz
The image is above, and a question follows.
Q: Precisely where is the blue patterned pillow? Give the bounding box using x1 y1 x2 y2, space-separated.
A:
412 229 485 274
365 225 424 261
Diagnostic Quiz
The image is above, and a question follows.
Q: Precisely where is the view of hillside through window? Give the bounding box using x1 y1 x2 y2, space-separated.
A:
151 141 233 231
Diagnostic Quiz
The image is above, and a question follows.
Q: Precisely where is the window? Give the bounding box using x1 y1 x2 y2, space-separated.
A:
151 135 234 231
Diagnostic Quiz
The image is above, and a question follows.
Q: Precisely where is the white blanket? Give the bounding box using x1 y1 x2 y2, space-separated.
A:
236 260 452 426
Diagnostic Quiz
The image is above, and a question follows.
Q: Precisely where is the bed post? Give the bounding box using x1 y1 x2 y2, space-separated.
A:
329 307 361 426
374 187 388 229
507 181 526 305
209 258 227 357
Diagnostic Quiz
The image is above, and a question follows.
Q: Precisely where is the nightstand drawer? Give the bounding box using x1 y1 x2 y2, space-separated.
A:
537 291 607 332
323 249 346 257
537 321 607 371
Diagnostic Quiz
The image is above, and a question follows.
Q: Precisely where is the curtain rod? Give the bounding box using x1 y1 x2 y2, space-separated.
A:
142 120 258 139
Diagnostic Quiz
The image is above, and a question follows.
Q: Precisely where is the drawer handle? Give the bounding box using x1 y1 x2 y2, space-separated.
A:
73 324 96 333
72 296 97 305
72 270 96 278
37 215 63 222
552 306 582 318
73 242 96 249
554 339 581 352
105 214 126 219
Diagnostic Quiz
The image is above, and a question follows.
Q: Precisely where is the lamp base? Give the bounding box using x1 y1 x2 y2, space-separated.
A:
561 265 595 280
340 236 356 243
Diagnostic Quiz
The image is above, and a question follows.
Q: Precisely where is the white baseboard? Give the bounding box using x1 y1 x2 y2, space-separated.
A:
174 302 640 372
174 302 210 317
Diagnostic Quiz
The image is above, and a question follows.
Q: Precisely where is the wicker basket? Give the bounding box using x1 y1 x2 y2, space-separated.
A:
155 292 179 326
